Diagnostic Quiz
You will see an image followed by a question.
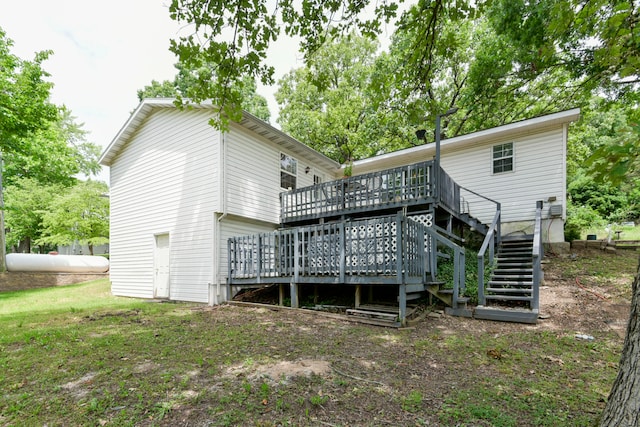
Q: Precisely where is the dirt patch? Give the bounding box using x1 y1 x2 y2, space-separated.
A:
227 359 332 384
536 248 636 335
61 372 97 399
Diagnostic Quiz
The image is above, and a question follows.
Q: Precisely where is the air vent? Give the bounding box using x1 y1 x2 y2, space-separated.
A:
549 204 563 217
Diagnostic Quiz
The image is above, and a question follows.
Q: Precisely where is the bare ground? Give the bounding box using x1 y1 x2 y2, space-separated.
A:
122 249 640 426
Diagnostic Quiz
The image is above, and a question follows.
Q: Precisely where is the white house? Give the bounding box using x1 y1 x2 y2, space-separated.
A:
99 99 339 305
351 108 580 244
100 98 579 306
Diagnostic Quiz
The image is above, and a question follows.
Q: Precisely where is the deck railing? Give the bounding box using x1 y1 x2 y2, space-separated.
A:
228 213 428 286
281 161 439 223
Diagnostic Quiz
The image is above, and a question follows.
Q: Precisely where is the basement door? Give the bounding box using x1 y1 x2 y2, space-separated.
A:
154 233 170 299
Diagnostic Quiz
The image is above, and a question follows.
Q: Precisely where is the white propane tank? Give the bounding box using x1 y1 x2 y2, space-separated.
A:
6 253 109 273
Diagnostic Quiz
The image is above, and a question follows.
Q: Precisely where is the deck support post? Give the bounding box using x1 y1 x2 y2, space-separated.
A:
290 281 299 308
355 284 361 308
399 283 407 326
279 284 285 306
397 211 407 326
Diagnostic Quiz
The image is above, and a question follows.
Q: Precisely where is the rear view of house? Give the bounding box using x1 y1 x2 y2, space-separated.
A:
101 101 579 324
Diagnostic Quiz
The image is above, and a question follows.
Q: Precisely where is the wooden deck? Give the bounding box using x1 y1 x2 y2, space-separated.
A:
226 160 519 325
228 213 430 286
280 161 455 224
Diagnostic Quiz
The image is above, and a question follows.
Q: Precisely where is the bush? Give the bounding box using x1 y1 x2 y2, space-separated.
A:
564 223 581 242
568 175 627 221
437 246 486 304
566 200 606 235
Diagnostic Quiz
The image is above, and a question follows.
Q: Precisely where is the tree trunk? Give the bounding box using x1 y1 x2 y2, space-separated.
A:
17 237 31 253
600 256 640 427
88 244 94 256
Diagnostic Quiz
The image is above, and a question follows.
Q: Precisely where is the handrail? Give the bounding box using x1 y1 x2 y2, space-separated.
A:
425 225 466 308
531 201 543 311
280 160 435 222
477 208 501 305
459 184 501 244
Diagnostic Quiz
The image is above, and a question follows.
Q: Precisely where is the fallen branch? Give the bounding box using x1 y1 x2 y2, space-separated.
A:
331 366 386 387
575 277 608 301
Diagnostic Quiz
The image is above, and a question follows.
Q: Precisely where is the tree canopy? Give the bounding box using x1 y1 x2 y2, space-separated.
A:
138 63 271 122
0 27 58 155
37 180 110 256
3 178 61 253
276 33 413 163
1 26 105 255
169 0 638 128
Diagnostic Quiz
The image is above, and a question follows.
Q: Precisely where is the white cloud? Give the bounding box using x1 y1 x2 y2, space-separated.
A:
1 1 185 181
1 0 406 182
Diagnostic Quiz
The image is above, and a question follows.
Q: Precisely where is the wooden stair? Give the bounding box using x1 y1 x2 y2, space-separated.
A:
425 282 473 318
475 235 538 323
346 304 405 327
457 212 489 235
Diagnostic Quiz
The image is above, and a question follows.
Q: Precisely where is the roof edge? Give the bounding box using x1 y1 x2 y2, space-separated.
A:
99 98 341 170
354 108 581 169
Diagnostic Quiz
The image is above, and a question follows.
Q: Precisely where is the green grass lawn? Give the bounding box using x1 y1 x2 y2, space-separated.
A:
0 256 636 427
582 224 640 241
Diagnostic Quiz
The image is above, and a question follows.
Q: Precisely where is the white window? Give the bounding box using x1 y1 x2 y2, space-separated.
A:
280 153 297 189
492 142 514 174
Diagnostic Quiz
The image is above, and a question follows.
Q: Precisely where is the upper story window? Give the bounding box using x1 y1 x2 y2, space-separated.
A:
492 142 514 174
280 153 297 190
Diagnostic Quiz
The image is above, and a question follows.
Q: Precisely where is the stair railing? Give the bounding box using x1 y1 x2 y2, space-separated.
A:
477 207 502 306
459 185 502 239
429 227 466 308
531 201 543 311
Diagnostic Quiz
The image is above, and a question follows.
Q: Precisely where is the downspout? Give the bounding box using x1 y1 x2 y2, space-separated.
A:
561 122 568 225
214 131 229 304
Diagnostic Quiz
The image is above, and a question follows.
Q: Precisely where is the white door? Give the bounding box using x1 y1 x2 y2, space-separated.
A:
154 234 170 299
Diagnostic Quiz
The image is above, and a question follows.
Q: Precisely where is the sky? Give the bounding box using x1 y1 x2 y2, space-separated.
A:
0 0 307 182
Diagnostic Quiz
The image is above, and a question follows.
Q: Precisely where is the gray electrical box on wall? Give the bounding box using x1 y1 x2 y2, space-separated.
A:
549 204 563 217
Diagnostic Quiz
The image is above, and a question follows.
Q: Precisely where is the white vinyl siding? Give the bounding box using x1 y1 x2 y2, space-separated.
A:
441 128 565 224
109 108 219 303
223 124 330 224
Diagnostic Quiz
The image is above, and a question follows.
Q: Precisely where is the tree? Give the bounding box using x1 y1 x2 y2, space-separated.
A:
0 27 58 149
37 181 109 256
487 0 639 99
168 0 404 129
138 63 271 123
600 257 640 426
4 178 61 253
3 108 102 187
276 33 410 163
